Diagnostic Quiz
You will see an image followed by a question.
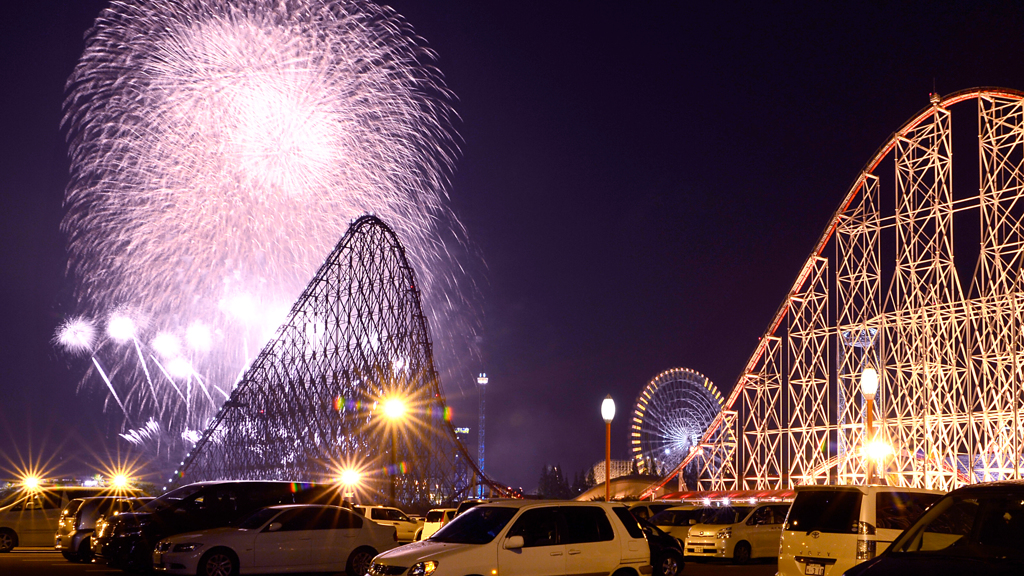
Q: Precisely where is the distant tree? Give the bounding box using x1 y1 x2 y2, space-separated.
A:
548 464 571 499
571 469 590 495
585 467 596 487
537 464 551 497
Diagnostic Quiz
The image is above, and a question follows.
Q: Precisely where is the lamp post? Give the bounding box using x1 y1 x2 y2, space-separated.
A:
861 367 879 485
601 395 615 502
384 397 406 506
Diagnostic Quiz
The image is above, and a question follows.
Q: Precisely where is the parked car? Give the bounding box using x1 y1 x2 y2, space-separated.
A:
778 484 942 576
92 481 334 571
153 504 397 576
368 500 651 576
842 479 1024 576
416 507 456 541
628 502 675 522
684 502 791 563
650 505 704 542
637 516 685 576
56 496 151 562
0 486 113 552
353 505 421 542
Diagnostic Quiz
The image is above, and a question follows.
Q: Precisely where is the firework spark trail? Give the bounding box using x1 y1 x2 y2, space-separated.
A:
59 0 479 451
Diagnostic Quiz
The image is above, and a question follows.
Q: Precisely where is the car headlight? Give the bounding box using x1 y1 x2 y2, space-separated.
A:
716 527 731 539
172 543 204 553
409 560 439 576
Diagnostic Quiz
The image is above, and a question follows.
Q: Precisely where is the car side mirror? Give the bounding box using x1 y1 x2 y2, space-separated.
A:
266 522 283 532
504 535 524 550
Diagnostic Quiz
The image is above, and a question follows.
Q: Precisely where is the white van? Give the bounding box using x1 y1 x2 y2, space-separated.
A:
368 500 650 576
684 502 791 563
778 485 942 576
354 505 421 542
0 486 108 552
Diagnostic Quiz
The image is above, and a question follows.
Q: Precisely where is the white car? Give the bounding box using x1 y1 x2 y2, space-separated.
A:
778 485 942 576
649 505 704 542
355 505 421 542
684 502 791 563
368 500 650 576
416 508 456 541
0 486 109 552
152 504 397 576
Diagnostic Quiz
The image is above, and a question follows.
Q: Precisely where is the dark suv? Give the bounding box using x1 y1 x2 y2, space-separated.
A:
91 481 333 571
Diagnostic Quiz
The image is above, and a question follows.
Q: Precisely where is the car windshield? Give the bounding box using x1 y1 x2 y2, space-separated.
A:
700 506 753 525
430 506 517 544
785 489 861 534
888 492 1024 561
237 507 283 530
651 508 703 526
138 484 205 513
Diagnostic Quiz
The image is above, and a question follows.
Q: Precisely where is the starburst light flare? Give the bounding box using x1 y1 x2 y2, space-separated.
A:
59 0 477 466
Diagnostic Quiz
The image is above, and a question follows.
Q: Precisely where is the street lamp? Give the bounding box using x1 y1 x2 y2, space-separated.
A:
339 468 361 502
861 367 879 484
601 395 615 502
383 396 406 506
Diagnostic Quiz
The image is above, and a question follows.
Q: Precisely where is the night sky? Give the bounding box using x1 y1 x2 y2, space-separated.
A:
4 1 1024 492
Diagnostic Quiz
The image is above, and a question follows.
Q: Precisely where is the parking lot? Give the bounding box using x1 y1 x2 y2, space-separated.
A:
1 548 779 576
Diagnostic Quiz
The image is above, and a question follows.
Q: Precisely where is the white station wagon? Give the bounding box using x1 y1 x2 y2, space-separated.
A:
153 504 398 576
368 500 650 576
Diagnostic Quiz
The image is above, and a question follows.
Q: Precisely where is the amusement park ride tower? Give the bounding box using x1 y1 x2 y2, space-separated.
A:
477 373 488 496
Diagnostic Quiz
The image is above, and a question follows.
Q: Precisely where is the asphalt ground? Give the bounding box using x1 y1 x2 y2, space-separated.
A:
1 548 779 576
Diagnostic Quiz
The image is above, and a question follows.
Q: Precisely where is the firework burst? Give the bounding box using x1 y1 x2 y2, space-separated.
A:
59 0 477 455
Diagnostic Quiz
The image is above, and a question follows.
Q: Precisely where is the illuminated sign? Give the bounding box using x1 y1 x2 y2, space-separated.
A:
454 427 470 434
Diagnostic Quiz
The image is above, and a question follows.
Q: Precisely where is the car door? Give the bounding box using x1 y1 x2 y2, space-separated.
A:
310 507 364 570
560 506 619 575
498 507 565 576
253 508 314 570
743 505 773 556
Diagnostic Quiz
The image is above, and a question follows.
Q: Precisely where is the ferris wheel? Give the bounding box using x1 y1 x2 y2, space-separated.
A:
631 367 724 477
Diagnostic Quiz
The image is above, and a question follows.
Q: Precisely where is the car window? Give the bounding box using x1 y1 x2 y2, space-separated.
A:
383 508 411 522
651 508 702 526
785 489 861 534
507 507 560 547
900 494 1024 553
560 506 614 544
238 508 282 530
612 507 646 539
37 491 63 509
431 506 517 544
769 505 791 525
426 510 444 522
62 499 85 517
747 506 771 525
326 508 363 529
631 506 652 520
876 491 941 531
279 507 326 531
700 506 753 525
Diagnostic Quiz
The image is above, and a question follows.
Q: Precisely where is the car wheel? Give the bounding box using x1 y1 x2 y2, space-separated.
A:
656 550 683 576
62 550 79 562
0 529 17 553
198 548 239 576
346 546 377 576
414 527 423 541
733 541 752 564
77 537 93 563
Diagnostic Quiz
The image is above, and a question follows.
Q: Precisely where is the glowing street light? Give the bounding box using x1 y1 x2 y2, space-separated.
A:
382 396 407 506
601 395 615 502
110 473 131 490
21 475 41 492
861 367 879 484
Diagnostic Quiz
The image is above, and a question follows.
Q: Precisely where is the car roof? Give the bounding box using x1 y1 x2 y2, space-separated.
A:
947 479 1024 497
475 500 621 510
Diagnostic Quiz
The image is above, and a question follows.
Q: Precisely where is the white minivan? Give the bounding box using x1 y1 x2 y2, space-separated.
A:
778 485 942 576
684 502 791 563
368 500 651 576
0 486 107 552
